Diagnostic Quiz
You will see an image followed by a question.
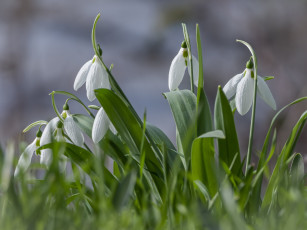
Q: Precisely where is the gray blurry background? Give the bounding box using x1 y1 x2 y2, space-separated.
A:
0 0 306 159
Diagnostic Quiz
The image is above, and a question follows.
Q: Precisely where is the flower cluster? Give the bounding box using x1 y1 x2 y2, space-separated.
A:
15 51 115 176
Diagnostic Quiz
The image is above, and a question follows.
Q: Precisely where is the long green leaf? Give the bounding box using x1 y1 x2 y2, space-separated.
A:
196 24 213 136
164 90 197 163
191 130 224 197
214 86 241 176
262 111 307 209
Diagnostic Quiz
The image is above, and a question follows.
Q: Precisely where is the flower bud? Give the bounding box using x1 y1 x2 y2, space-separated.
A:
246 57 254 69
63 103 69 111
98 44 103 56
56 121 63 129
36 129 42 138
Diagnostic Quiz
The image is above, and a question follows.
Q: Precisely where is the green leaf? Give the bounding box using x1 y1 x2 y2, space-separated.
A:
23 120 48 133
191 130 224 197
72 114 94 138
164 90 197 162
112 171 137 211
195 24 213 136
262 111 307 210
95 88 165 195
146 124 182 175
214 86 241 176
182 23 194 93
289 153 304 188
252 97 307 210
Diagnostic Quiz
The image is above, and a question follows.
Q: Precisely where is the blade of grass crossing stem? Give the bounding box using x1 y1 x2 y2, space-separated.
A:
95 89 165 196
196 24 213 136
214 86 241 177
262 111 307 210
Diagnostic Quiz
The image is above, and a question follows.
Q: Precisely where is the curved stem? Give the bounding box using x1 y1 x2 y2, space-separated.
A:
236 40 258 174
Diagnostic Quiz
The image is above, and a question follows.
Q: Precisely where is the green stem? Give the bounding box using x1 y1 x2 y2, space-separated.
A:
182 23 194 94
236 40 258 174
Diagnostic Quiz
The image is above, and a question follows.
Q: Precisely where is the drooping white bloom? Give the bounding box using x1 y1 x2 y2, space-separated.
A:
223 60 276 115
74 55 110 101
62 110 84 147
74 59 93 91
14 137 39 177
40 117 59 167
92 107 110 143
168 42 199 91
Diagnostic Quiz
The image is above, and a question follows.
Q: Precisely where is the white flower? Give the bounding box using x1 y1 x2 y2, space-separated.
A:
168 42 199 91
74 55 111 101
14 136 40 177
40 117 59 167
92 107 110 143
223 61 276 115
62 110 84 147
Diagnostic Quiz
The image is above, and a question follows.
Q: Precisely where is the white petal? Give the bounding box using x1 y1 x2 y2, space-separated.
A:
40 149 53 168
74 59 92 91
188 55 199 87
257 76 276 110
64 115 84 146
14 139 36 177
40 117 59 146
235 71 255 115
168 48 186 91
92 108 110 143
223 73 244 99
40 117 59 167
86 58 109 101
55 128 65 142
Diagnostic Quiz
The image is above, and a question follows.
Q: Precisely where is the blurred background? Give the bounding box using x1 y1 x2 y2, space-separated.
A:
0 0 306 160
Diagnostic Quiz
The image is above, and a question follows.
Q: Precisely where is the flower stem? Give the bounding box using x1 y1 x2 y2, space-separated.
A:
182 23 194 94
246 71 257 173
236 40 258 174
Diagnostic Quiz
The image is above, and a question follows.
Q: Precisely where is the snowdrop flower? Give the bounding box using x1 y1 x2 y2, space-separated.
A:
168 41 199 91
14 129 42 177
223 58 276 115
92 107 113 143
40 117 59 167
40 103 84 168
61 103 84 147
74 55 111 101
